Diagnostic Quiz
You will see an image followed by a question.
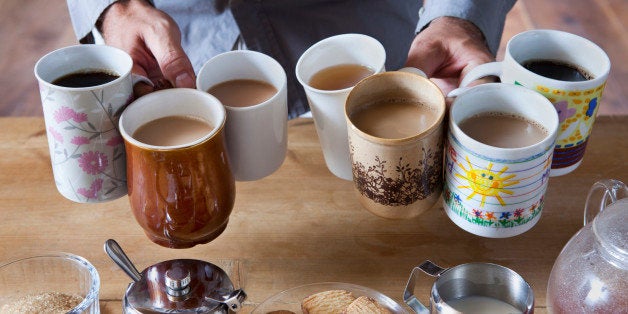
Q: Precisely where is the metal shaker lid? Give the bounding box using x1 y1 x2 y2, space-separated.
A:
105 240 246 314
123 259 246 314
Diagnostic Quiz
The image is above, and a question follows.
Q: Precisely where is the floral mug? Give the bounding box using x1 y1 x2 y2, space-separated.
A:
35 45 148 203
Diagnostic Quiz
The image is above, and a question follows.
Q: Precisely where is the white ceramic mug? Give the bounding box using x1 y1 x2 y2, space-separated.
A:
197 50 288 181
449 29 610 177
445 83 559 238
34 45 147 203
296 33 386 180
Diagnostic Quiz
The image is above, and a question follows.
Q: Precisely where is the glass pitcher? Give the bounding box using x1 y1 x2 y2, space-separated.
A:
546 179 627 313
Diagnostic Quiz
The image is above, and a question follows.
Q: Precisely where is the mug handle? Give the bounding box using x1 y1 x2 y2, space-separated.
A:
447 62 503 98
403 260 447 314
132 74 154 87
398 67 427 78
583 179 628 226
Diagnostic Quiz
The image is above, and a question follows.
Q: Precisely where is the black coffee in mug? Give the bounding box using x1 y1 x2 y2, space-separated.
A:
52 70 120 88
522 59 593 82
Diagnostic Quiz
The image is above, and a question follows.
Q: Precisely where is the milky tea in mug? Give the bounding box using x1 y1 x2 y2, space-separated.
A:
346 71 446 219
308 64 375 91
132 116 213 146
296 34 386 181
350 100 439 139
458 113 548 149
119 89 235 248
207 79 277 108
197 50 288 182
444 83 559 238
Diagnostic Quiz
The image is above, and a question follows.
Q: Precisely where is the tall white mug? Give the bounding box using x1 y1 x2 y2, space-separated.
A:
296 34 386 180
197 50 288 181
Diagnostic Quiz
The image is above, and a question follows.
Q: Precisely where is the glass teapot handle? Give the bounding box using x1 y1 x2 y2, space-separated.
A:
584 179 628 226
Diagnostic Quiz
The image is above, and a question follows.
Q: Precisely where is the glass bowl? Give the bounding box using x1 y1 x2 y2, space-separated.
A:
0 253 100 313
252 282 408 313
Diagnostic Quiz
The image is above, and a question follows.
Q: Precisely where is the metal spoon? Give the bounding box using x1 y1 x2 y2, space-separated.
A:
104 239 142 282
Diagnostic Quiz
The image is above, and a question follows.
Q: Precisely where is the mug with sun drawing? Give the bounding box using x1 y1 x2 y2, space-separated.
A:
443 83 559 238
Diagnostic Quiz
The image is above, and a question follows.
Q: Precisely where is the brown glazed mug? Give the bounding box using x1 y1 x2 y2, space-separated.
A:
119 89 235 248
345 70 446 219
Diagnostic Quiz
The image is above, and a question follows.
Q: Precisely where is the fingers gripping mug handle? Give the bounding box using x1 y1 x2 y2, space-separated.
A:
398 67 427 78
447 62 503 98
404 260 447 314
131 74 154 87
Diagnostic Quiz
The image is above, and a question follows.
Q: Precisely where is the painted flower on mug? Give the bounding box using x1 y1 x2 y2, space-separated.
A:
71 136 90 146
106 135 124 146
485 211 495 221
53 106 89 124
77 178 104 199
72 111 88 123
48 127 64 143
553 101 576 123
53 106 77 123
444 185 544 228
78 151 108 175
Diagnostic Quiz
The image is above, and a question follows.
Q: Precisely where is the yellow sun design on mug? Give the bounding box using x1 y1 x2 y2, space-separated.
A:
455 157 519 207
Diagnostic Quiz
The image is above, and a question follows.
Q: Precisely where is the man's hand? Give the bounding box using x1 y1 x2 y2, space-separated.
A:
405 16 494 96
99 0 196 97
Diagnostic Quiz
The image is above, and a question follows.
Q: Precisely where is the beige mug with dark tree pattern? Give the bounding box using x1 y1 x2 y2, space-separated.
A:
345 69 446 219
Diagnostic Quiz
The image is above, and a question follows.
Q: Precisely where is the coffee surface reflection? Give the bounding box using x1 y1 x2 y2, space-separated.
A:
132 116 213 146
309 64 374 91
350 99 438 139
207 79 277 107
52 70 119 88
522 59 593 81
458 112 548 148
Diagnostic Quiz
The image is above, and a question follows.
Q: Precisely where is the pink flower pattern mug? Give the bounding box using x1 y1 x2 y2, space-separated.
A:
35 45 146 203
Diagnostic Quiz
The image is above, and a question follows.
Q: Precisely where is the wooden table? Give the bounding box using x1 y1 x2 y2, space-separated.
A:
0 116 626 313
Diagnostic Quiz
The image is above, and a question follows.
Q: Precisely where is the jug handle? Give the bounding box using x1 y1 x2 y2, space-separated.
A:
584 179 628 226
403 260 447 314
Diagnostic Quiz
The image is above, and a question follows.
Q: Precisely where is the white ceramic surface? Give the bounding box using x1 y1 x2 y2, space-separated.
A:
296 33 386 180
197 50 287 181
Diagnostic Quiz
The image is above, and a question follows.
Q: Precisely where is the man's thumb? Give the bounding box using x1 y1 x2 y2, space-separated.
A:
144 25 196 89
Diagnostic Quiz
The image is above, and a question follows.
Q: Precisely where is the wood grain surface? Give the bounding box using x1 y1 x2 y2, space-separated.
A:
0 116 626 313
